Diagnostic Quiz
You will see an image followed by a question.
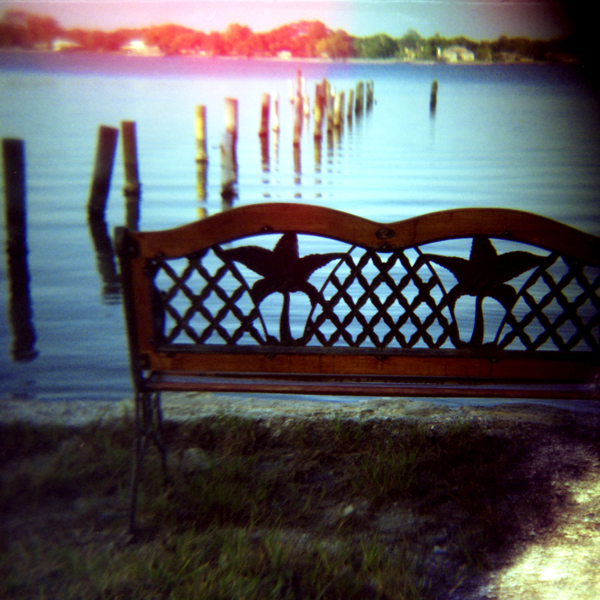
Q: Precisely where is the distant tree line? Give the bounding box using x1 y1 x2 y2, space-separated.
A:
0 10 581 63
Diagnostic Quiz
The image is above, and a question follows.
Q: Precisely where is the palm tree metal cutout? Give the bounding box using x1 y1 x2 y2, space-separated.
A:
423 237 544 348
220 233 343 344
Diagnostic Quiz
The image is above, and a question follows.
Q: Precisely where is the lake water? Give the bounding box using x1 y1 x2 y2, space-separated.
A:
1 52 599 402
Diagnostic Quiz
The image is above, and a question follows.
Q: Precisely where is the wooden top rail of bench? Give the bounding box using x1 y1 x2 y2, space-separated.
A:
116 204 600 399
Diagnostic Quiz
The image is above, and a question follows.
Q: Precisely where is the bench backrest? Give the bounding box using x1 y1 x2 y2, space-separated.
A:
116 204 600 399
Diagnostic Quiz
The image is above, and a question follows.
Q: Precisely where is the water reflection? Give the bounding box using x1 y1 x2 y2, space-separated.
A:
293 143 301 197
220 130 238 209
196 161 208 212
6 232 38 362
88 218 121 304
314 136 322 183
3 139 38 361
260 134 269 179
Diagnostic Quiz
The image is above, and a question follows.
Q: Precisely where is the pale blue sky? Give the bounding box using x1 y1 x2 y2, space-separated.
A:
1 0 576 40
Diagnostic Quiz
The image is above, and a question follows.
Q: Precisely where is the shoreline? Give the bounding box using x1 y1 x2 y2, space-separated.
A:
2 393 600 427
0 48 573 67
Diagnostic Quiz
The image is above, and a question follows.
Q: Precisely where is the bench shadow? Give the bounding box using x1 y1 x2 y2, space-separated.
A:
155 406 600 599
1 405 598 599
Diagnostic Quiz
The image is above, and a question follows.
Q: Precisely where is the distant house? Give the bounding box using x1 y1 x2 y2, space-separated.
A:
122 39 159 55
52 39 81 52
439 46 475 63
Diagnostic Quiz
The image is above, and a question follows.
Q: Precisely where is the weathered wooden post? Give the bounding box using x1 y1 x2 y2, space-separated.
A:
196 158 208 207
259 93 270 176
195 105 208 163
293 143 301 190
296 69 302 101
293 70 303 146
259 93 270 137
87 125 118 220
366 79 374 110
301 76 310 118
3 139 26 254
347 88 354 123
334 90 345 130
430 79 438 113
2 138 37 361
314 136 322 174
272 92 280 133
194 105 208 212
326 83 335 134
293 100 303 146
355 81 364 116
313 82 324 140
121 121 140 198
221 98 238 206
120 121 140 230
224 97 238 141
125 194 140 230
272 121 280 171
260 131 270 174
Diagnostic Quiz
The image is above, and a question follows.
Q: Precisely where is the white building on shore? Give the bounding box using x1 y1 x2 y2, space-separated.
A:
438 46 475 63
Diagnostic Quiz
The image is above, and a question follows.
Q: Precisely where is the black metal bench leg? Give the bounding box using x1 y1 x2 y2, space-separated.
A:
129 391 146 535
150 391 169 483
128 391 168 536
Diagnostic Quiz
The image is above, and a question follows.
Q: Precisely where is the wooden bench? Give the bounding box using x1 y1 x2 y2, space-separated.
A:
116 203 600 532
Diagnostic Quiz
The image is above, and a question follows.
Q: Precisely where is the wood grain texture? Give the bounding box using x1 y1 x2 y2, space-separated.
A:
129 204 600 265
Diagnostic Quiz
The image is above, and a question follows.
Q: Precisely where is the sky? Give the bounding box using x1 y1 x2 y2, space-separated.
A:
0 0 581 41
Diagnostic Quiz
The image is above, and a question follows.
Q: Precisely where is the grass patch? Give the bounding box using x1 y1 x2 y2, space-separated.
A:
1 410 598 599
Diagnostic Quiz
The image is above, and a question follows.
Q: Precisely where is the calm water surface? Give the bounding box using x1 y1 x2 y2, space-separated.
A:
1 53 599 402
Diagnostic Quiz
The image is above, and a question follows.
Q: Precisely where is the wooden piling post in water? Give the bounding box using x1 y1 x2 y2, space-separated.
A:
355 81 364 116
195 105 208 163
293 86 303 146
3 139 26 253
259 93 270 137
314 136 322 172
293 100 303 146
121 121 140 198
120 121 140 230
430 79 438 113
260 134 269 174
87 125 119 220
293 144 301 190
366 79 374 110
224 98 238 141
259 96 270 172
314 82 324 140
293 69 304 146
333 90 344 130
326 83 335 134
195 105 208 214
2 138 38 361
347 89 354 123
221 98 239 205
301 77 310 118
196 160 208 205
272 92 280 133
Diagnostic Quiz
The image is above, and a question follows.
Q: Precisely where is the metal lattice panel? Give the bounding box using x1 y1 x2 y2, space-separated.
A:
146 233 600 354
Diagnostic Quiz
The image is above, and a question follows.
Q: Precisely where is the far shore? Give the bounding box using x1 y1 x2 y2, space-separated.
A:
0 47 579 68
